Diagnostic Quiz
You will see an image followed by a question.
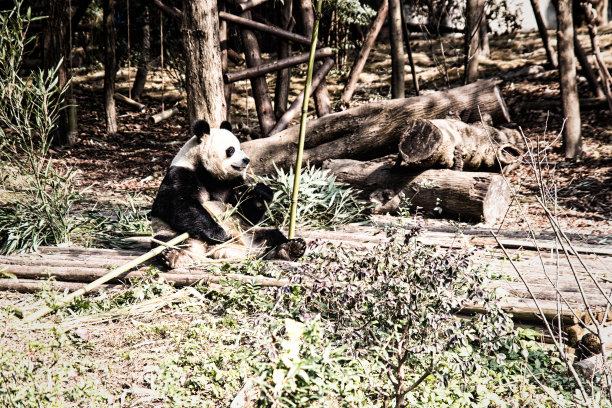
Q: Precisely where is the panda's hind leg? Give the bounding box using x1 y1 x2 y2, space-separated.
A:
151 217 207 269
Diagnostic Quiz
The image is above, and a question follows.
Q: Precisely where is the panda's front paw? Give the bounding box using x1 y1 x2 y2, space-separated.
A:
206 225 230 243
275 238 306 261
253 183 274 202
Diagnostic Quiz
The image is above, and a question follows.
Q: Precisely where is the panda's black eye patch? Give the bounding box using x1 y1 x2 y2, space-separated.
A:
226 146 235 157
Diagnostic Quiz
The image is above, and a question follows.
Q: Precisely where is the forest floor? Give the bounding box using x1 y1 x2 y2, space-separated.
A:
54 27 612 240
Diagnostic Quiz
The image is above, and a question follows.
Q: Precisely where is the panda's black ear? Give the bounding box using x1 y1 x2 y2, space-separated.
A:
192 120 210 142
220 121 232 132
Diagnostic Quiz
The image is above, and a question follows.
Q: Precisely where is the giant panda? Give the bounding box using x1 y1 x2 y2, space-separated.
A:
150 119 306 268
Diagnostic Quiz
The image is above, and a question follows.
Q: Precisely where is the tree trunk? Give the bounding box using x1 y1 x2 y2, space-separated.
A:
529 0 558 68
131 5 150 101
242 79 511 174
182 0 226 126
104 0 118 135
464 0 484 84
341 0 389 104
398 119 522 171
44 0 74 146
298 0 332 116
574 35 604 98
399 0 419 95
479 14 490 58
323 159 511 223
275 0 293 118
220 2 232 121
238 4 276 135
388 0 405 97
556 0 581 159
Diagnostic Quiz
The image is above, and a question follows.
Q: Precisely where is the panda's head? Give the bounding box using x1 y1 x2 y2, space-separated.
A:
172 120 250 180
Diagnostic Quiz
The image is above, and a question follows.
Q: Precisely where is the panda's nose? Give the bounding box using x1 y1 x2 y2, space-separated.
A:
243 157 250 165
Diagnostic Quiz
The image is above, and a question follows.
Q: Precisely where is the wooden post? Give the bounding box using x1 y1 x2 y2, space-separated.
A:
104 0 118 135
341 0 389 104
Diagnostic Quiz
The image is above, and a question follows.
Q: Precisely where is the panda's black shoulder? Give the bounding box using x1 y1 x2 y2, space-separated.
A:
156 166 201 197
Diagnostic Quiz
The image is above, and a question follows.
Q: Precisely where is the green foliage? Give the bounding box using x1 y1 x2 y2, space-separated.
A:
0 2 75 254
259 165 370 229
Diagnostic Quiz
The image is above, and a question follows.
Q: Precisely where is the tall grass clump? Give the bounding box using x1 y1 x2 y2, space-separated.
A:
258 165 370 230
0 2 76 254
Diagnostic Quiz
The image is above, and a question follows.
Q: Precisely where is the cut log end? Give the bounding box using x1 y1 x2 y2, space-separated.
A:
482 174 511 223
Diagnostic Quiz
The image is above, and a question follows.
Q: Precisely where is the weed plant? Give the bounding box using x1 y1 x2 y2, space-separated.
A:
259 165 370 229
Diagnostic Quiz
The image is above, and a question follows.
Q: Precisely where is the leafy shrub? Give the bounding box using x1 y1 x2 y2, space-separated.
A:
258 165 370 229
0 2 74 254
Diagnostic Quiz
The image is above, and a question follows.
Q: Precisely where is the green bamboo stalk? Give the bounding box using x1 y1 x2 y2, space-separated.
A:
288 0 323 239
22 232 190 323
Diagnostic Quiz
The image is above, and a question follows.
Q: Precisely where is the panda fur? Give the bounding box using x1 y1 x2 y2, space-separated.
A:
151 119 306 268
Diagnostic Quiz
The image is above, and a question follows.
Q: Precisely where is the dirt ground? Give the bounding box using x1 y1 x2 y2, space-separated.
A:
52 28 611 240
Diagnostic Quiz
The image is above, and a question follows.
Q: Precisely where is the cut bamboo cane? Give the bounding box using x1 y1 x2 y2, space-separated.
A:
22 233 190 323
149 107 180 124
224 48 333 83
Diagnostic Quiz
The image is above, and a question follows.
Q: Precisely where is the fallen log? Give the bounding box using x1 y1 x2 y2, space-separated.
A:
149 107 180 124
242 79 511 175
323 159 510 223
114 93 146 112
398 118 522 171
0 278 121 294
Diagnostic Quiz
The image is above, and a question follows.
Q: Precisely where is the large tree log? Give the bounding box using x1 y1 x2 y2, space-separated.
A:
243 79 511 175
398 119 522 171
323 159 511 223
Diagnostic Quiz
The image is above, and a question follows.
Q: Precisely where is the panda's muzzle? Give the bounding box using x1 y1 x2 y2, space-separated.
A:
232 157 250 171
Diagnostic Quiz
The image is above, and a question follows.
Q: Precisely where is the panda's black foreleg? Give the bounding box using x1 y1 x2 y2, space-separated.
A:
168 198 230 243
232 182 274 226
251 228 306 261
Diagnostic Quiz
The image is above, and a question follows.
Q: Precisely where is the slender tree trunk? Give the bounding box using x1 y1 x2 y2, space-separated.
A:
399 0 419 95
104 0 118 135
298 0 332 116
464 0 484 84
342 0 389 103
238 2 275 135
275 0 293 118
388 0 405 98
556 0 581 158
131 5 150 101
574 35 604 98
529 0 558 68
182 0 226 126
479 14 490 58
44 0 74 145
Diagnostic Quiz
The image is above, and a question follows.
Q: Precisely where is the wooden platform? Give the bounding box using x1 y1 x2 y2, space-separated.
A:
1 222 611 326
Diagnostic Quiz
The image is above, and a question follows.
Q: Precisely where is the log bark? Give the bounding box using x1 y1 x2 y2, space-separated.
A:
398 119 522 171
237 4 276 136
557 0 582 159
341 0 389 104
224 48 333 83
388 0 405 97
182 0 226 126
104 0 118 135
323 159 511 223
242 79 511 175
